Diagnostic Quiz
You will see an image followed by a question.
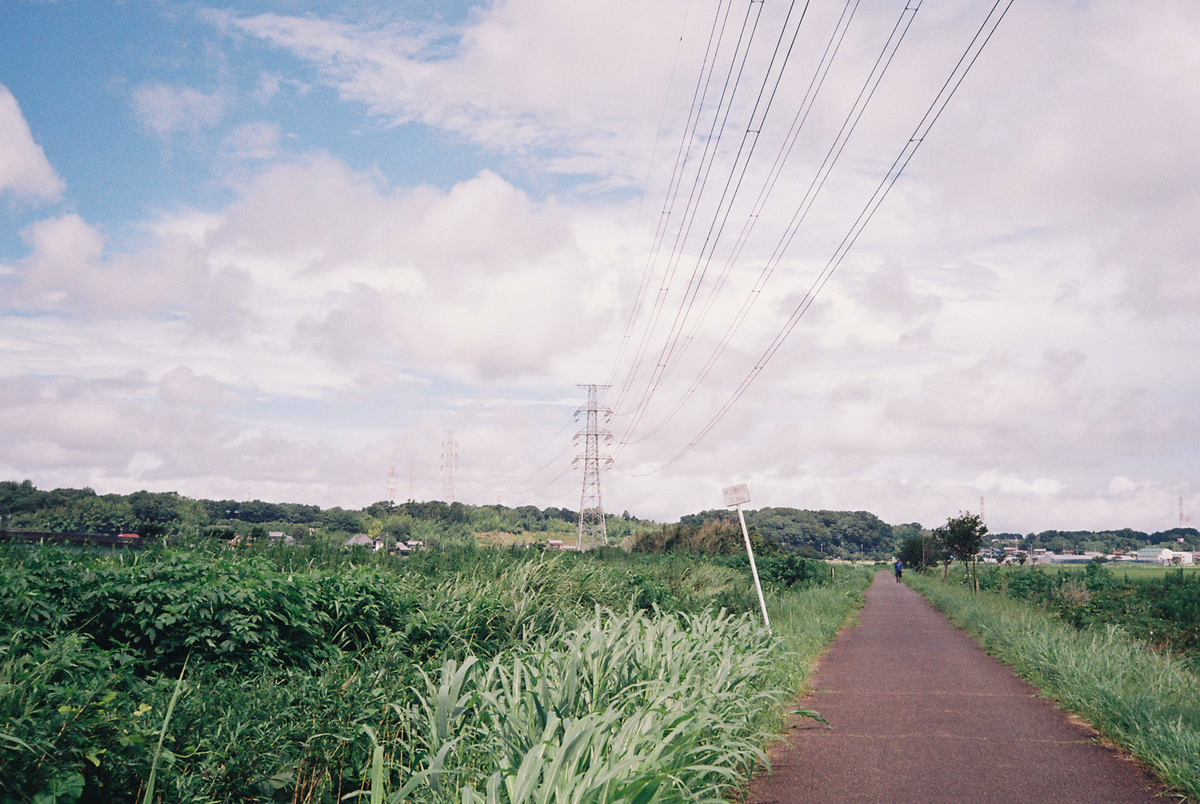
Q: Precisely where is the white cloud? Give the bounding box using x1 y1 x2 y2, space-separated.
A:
973 471 1064 497
220 121 282 161
3 1 1199 536
158 366 239 408
251 71 310 104
132 81 228 142
1 154 622 392
4 212 216 320
0 84 64 201
209 2 695 182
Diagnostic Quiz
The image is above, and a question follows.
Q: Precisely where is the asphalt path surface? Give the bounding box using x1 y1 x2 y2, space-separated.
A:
749 572 1171 804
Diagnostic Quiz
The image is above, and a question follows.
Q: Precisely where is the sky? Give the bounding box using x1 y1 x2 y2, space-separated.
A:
1 0 1197 535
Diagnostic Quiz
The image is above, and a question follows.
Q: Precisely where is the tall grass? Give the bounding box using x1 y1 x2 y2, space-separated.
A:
0 544 870 803
907 573 1200 801
765 572 872 696
358 570 874 804
406 609 782 803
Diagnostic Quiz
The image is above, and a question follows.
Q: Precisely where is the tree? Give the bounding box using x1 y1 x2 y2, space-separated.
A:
934 512 988 592
897 532 943 571
323 507 363 534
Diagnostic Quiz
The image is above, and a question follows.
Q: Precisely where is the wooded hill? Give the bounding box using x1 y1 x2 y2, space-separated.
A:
3 480 1194 558
673 507 905 560
0 480 656 547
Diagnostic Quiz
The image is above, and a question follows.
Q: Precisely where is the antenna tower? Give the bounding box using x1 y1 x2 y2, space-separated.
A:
439 431 458 503
387 465 398 505
407 468 416 502
1181 496 1193 528
574 384 613 550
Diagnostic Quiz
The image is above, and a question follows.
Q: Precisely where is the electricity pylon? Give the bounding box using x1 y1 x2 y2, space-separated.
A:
574 384 613 550
439 430 457 503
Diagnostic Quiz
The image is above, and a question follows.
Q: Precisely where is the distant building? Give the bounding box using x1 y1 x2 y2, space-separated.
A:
344 533 384 551
546 539 565 551
1134 548 1194 565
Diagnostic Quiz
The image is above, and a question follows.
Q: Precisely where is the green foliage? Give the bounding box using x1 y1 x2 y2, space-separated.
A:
725 553 830 589
724 507 897 559
934 512 987 592
630 515 751 555
896 532 943 571
0 480 659 550
935 511 987 565
971 563 1200 671
0 542 870 803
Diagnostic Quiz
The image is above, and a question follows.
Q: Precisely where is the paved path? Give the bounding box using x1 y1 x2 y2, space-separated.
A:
749 572 1170 804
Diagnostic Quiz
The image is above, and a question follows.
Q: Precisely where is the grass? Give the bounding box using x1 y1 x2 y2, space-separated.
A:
1030 562 1200 580
907 572 1200 802
357 566 875 804
0 544 871 803
763 573 872 697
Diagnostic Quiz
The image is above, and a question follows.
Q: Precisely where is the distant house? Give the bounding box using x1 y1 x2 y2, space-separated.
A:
546 539 565 551
344 533 384 552
268 531 295 546
1134 547 1194 565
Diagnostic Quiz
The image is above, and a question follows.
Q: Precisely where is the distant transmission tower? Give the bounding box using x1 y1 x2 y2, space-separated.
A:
573 384 613 550
1181 496 1193 528
387 465 398 505
439 431 458 502
407 468 416 502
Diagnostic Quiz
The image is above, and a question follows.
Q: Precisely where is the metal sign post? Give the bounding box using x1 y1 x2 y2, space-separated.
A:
723 484 771 633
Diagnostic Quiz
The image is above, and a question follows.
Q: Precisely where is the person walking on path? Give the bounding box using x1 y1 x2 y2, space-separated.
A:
892 558 903 582
748 573 1168 804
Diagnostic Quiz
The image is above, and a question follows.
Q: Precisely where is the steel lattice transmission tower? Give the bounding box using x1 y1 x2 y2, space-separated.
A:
439 430 458 503
574 384 613 550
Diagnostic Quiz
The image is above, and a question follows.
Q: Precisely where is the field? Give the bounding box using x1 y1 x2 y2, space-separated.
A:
1024 562 1200 580
0 541 871 803
969 562 1200 671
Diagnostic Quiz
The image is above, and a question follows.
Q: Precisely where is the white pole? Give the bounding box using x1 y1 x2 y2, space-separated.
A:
736 504 771 633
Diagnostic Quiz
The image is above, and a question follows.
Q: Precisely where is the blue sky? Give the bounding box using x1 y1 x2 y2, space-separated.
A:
0 0 499 253
2 0 1199 534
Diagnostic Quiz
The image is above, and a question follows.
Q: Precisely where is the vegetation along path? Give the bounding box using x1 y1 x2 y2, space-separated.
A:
749 572 1169 804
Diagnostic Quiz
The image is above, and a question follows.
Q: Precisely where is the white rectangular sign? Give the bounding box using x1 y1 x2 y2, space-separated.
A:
722 483 751 507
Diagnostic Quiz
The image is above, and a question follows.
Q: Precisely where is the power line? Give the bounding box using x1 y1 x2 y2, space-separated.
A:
635 0 1016 473
456 410 576 482
605 0 702 392
615 0 814 449
649 0 861 390
610 0 758 418
619 0 915 450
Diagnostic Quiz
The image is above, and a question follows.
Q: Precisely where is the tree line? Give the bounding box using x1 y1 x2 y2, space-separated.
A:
0 480 655 547
3 479 1195 558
